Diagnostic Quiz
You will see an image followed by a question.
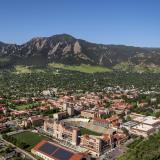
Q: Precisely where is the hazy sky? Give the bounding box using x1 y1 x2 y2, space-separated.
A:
0 0 160 47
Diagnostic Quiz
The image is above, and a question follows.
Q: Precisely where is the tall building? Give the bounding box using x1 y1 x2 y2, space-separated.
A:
67 106 74 116
80 133 127 157
80 134 111 157
63 102 75 116
44 119 80 145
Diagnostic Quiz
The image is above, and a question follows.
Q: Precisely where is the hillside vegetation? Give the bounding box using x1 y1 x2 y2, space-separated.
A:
49 63 111 73
118 132 160 160
114 62 160 73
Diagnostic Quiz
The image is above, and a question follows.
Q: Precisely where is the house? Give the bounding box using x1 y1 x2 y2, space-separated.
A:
112 102 132 112
0 151 16 160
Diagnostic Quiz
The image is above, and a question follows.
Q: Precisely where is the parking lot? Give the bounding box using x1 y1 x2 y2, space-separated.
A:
100 146 126 160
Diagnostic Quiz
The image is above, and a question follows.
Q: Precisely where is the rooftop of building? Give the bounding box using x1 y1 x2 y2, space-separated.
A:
122 121 138 127
93 117 110 123
29 115 43 121
132 124 154 132
32 140 86 160
81 110 95 113
132 115 160 125
143 116 160 125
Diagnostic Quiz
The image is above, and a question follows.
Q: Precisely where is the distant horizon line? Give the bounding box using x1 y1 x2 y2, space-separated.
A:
0 33 159 49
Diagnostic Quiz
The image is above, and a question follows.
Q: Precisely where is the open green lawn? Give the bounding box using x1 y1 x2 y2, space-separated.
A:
15 104 31 110
13 65 46 74
80 127 102 136
14 102 40 110
13 63 111 74
49 63 111 73
14 65 31 74
12 131 49 151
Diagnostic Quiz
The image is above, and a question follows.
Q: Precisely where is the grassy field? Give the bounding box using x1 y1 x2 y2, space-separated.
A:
15 104 29 110
14 65 31 74
12 131 49 151
49 63 111 73
80 127 102 136
14 102 39 110
13 64 111 74
13 65 46 74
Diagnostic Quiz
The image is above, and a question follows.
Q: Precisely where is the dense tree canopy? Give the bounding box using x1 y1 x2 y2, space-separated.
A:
119 132 160 160
0 69 160 98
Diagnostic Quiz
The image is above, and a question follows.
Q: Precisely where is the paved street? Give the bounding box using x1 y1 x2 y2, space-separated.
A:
0 137 37 160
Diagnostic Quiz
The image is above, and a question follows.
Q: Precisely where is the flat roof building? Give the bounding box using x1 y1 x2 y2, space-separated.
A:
32 140 90 160
131 124 155 137
121 121 138 130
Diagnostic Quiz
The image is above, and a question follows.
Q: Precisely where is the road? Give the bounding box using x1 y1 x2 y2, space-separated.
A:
1 137 37 160
7 129 25 136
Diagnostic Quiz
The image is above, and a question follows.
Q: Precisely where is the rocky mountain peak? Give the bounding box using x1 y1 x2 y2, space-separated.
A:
74 41 81 54
0 34 160 69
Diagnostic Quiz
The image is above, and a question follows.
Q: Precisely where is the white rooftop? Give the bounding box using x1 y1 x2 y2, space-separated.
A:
132 124 154 132
123 121 138 127
133 116 160 125
133 116 146 123
143 116 160 125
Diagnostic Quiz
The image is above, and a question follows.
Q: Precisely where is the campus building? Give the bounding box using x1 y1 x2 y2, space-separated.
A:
80 133 126 157
130 123 156 137
93 117 111 128
32 140 91 160
80 134 111 157
44 119 80 145
81 110 98 119
122 113 160 137
93 116 120 128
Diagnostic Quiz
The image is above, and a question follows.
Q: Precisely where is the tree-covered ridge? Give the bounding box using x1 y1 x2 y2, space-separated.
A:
118 132 160 160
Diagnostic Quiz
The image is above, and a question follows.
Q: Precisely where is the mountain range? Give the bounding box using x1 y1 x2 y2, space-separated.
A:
0 34 160 71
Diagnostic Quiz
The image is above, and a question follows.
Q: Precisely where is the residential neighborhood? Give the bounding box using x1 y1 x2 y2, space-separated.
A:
0 85 160 160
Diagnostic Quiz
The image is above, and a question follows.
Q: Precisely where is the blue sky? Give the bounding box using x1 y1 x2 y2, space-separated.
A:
0 0 160 47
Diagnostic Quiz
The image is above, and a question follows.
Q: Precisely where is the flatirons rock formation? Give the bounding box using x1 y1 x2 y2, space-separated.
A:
0 34 160 69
